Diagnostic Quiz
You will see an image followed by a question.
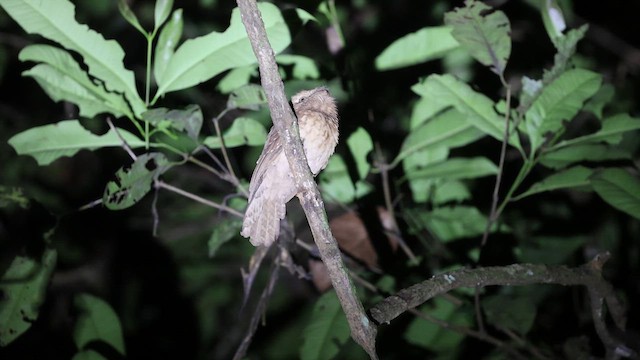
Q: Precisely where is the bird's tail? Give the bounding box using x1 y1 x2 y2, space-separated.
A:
241 194 286 247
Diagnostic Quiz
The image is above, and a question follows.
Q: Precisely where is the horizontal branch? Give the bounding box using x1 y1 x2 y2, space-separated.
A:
369 253 630 357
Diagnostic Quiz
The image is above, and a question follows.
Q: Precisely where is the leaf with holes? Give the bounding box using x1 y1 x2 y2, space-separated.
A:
143 104 203 140
103 153 169 210
0 249 57 346
444 0 511 75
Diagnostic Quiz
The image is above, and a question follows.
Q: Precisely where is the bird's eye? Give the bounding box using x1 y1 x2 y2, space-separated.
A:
299 97 306 102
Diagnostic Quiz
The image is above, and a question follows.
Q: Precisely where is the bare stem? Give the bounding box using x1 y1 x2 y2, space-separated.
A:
155 180 243 218
481 77 511 246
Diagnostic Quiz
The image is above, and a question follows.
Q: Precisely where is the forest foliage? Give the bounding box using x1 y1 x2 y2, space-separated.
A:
0 0 639 359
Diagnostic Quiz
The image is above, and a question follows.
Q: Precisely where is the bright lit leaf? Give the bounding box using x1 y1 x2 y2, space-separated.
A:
20 44 132 118
412 74 521 149
396 108 483 166
8 120 145 166
1 0 146 116
526 68 601 150
203 117 267 149
553 114 640 150
154 3 291 98
154 9 183 85
277 54 320 80
591 168 640 220
540 144 630 170
346 127 373 180
405 157 497 182
514 166 592 200
154 0 173 32
227 84 267 111
375 26 460 71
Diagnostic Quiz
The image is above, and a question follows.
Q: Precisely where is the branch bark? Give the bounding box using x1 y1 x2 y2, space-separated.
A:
370 252 630 358
234 1 377 358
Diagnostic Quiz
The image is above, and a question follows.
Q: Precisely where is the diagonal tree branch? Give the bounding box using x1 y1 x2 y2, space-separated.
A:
234 0 378 358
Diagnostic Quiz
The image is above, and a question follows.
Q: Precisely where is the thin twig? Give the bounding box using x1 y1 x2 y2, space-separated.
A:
375 143 417 262
233 260 280 360
107 117 137 160
155 180 243 218
213 115 248 197
481 79 511 246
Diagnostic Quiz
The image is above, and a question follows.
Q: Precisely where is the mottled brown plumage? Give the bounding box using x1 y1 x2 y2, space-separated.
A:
241 87 339 247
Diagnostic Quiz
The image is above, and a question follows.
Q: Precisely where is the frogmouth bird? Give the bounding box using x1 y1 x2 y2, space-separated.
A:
241 87 339 247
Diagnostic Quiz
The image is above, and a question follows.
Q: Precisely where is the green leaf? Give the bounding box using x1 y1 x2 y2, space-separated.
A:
540 144 631 170
405 298 471 352
412 74 521 149
117 0 146 35
444 0 511 75
346 127 373 180
375 26 460 71
227 84 267 111
410 206 499 242
295 8 317 24
208 219 242 257
8 120 145 166
319 155 355 203
154 0 173 32
0 249 57 346
300 291 350 360
217 65 257 94
203 117 267 149
154 3 291 97
541 0 566 44
514 166 592 201
542 25 589 85
277 54 320 80
1 0 146 116
396 108 484 165
103 153 170 210
72 350 108 360
19 44 132 118
153 9 183 86
583 84 614 119
409 97 450 130
483 294 536 335
525 68 601 150
143 104 203 140
591 168 640 220
553 114 640 150
73 294 125 355
405 157 497 182
433 180 472 205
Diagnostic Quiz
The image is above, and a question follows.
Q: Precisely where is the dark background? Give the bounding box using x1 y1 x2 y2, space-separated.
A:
1 0 639 359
